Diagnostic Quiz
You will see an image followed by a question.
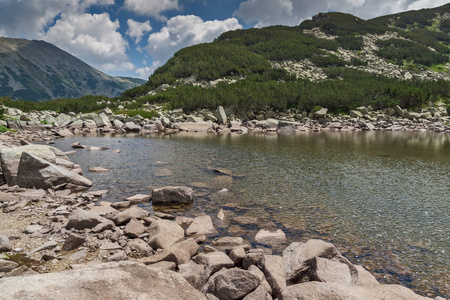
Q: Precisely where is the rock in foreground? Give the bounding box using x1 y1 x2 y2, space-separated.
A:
0 261 207 300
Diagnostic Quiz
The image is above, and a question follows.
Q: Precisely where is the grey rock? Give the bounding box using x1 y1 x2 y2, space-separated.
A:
202 268 260 300
167 238 199 265
124 218 146 238
123 122 141 132
0 259 19 272
147 260 176 271
278 281 431 300
126 194 151 204
178 261 208 291
113 206 148 225
243 285 272 300
350 110 364 118
282 239 341 283
15 152 92 192
147 219 185 249
152 186 194 205
62 234 86 251
254 229 287 246
0 234 12 252
243 249 265 269
314 108 328 118
186 215 218 237
32 241 58 253
0 261 207 300
125 238 153 258
194 251 234 275
24 224 42 234
310 257 353 285
262 255 286 297
214 106 228 125
66 208 108 230
20 189 46 202
228 246 246 265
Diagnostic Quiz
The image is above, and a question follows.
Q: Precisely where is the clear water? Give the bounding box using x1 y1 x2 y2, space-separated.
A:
49 131 449 298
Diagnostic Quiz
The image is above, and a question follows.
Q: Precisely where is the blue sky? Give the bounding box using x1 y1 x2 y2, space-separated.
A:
0 0 446 80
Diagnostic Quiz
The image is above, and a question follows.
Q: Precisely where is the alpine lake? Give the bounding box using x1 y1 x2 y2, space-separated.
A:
48 131 449 298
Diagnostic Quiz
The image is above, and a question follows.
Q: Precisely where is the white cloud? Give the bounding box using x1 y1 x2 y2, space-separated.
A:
41 13 131 73
407 0 449 11
145 15 242 69
234 0 448 27
126 19 152 44
123 0 180 20
136 66 152 79
0 0 114 38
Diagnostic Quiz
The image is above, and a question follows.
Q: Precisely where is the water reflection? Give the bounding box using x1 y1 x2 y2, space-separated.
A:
49 131 449 298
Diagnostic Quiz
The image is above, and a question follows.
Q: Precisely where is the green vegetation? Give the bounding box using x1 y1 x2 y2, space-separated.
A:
127 70 449 114
115 109 158 119
0 125 9 132
376 39 448 66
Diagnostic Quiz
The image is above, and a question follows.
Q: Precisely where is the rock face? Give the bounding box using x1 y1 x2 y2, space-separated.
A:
15 152 92 191
0 145 64 183
0 261 207 300
152 186 194 205
0 145 91 191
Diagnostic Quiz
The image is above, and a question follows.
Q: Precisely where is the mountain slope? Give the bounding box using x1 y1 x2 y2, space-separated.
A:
124 3 449 104
0 37 145 101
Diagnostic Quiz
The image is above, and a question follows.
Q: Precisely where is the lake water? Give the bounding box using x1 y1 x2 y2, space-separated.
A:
49 131 449 298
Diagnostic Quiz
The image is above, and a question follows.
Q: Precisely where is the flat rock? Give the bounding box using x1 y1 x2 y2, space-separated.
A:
278 281 431 300
24 224 42 234
147 219 185 249
194 251 234 275
152 186 194 205
0 261 207 300
186 215 218 237
113 206 148 225
89 167 109 172
66 208 108 230
126 194 151 204
255 229 287 246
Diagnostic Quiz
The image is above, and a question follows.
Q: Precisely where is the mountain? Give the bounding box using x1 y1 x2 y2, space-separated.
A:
122 4 449 113
0 37 145 101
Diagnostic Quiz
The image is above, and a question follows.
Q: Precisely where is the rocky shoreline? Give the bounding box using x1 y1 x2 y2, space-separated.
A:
0 128 447 299
1 101 449 136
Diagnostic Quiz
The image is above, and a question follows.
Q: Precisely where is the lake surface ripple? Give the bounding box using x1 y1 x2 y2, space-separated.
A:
50 131 449 298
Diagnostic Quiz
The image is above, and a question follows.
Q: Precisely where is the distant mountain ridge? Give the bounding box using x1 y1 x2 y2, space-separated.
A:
0 37 145 101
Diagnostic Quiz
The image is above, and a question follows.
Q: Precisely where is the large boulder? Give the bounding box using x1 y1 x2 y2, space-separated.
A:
152 186 194 205
214 106 228 125
13 152 92 191
194 251 234 275
278 281 431 300
0 145 67 184
282 239 341 283
0 261 207 300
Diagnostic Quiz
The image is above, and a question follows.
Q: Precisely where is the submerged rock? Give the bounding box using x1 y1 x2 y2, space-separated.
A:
152 186 194 205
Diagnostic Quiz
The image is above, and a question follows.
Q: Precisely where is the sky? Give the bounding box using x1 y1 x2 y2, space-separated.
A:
0 0 446 80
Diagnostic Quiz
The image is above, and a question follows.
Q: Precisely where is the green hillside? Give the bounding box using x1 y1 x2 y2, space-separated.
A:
120 4 450 114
